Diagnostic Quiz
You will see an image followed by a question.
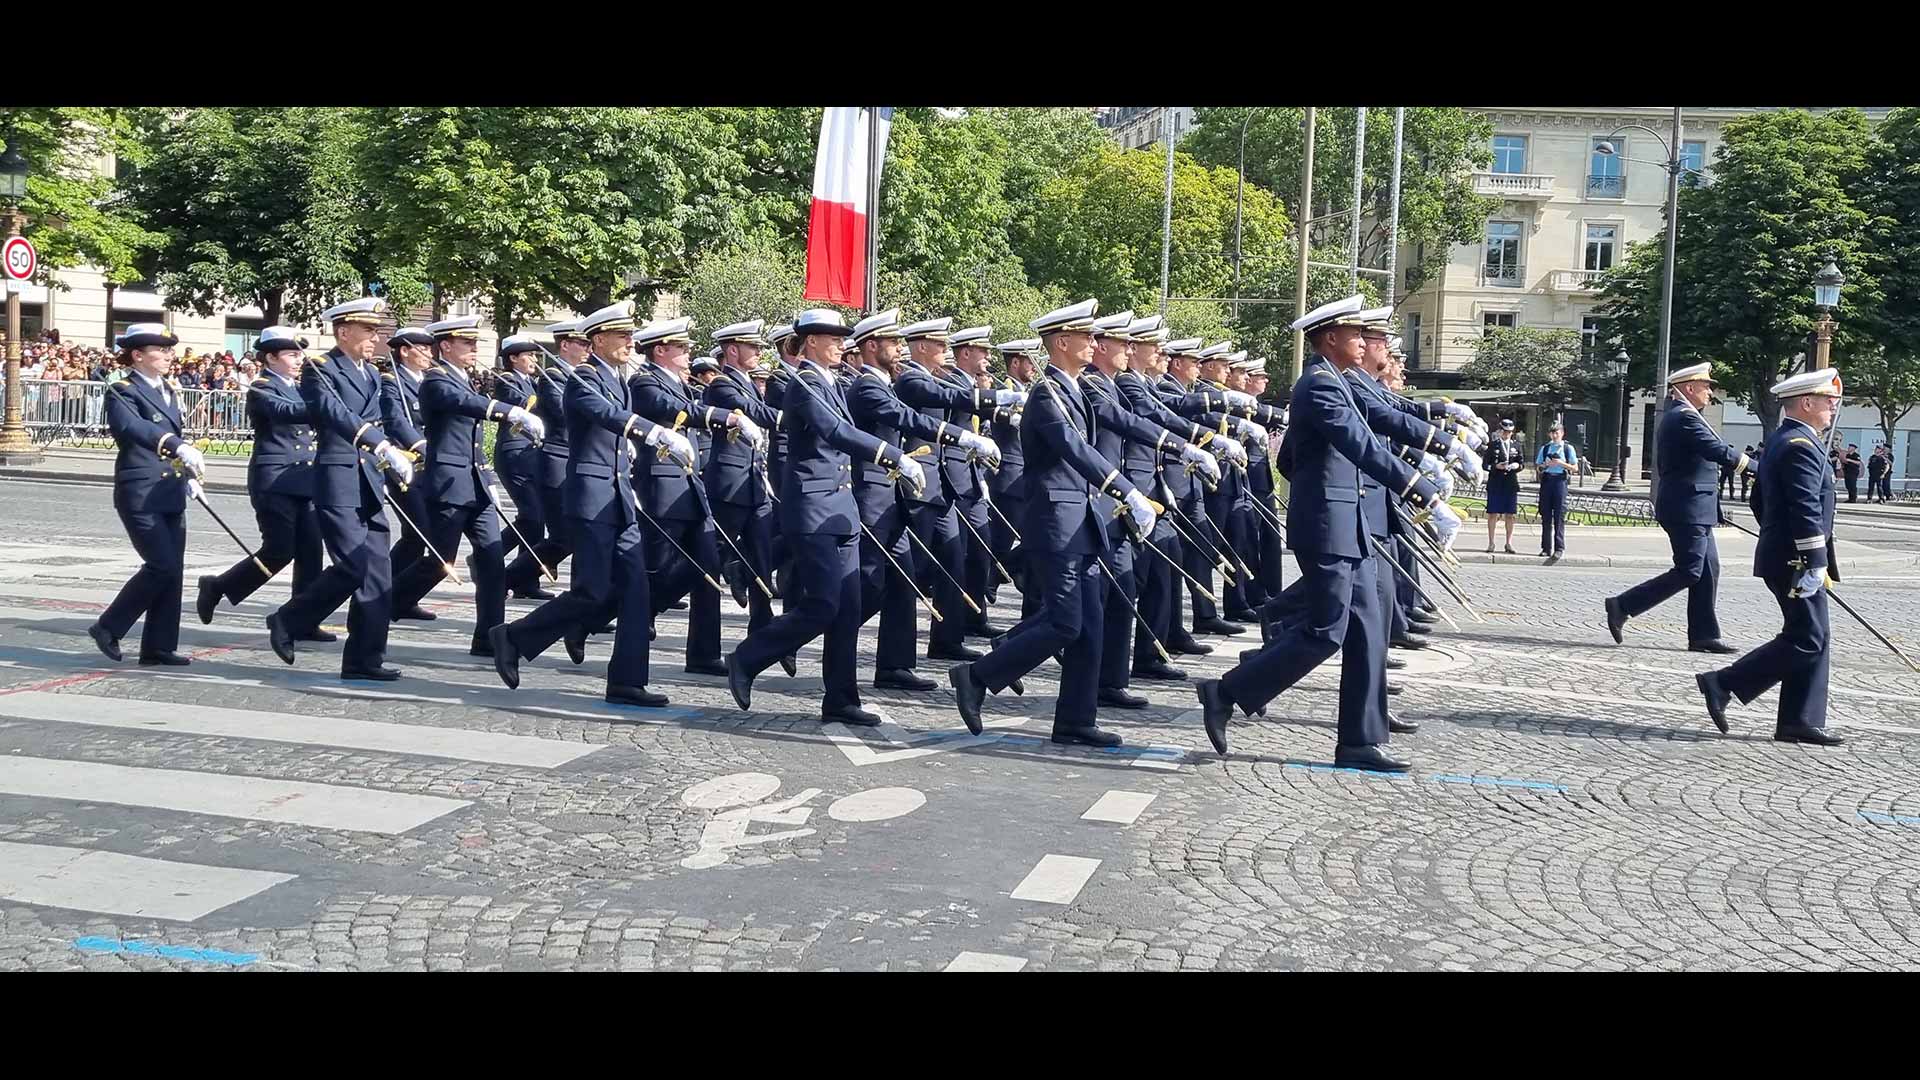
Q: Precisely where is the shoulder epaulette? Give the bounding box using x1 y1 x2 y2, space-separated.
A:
574 363 593 372
1790 437 1812 445
1312 368 1335 377
381 371 395 380
309 354 327 365
109 381 132 393
251 377 271 387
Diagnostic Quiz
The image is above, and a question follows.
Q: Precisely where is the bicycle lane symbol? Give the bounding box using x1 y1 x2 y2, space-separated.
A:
678 772 926 870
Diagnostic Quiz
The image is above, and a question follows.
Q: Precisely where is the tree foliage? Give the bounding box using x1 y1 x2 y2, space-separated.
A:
1 108 159 285
1855 107 1920 445
1458 327 1610 415
676 235 806 352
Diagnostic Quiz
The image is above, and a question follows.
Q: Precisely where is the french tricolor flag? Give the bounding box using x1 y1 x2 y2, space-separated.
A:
803 107 893 307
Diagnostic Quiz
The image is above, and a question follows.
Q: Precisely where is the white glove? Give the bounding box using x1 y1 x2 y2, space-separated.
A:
957 430 1001 468
1124 489 1158 535
1181 442 1221 482
1445 440 1484 483
187 477 205 502
993 389 1027 407
1437 471 1456 501
1417 452 1448 486
1222 389 1258 410
1442 401 1478 427
377 442 414 486
1235 419 1268 443
1429 500 1462 552
1008 410 1022 429
507 406 546 442
645 426 697 471
173 442 206 477
1453 422 1486 452
1212 437 1248 469
1790 567 1825 598
896 454 927 497
729 413 765 451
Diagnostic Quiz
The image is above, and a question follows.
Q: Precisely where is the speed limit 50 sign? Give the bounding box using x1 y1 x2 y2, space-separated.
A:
4 236 37 284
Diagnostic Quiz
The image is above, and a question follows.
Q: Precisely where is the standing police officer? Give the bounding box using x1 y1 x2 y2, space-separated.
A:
196 326 331 643
1695 368 1845 745
88 323 204 666
1606 363 1750 652
265 298 415 679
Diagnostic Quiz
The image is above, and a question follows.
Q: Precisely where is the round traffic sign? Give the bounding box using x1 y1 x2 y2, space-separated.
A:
2 236 34 282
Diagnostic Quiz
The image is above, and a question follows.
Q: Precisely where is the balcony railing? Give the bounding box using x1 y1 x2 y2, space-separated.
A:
1472 171 1555 199
1586 174 1627 198
1480 263 1525 288
1550 268 1608 292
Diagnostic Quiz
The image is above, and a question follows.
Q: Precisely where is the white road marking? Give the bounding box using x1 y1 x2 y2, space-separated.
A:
0 840 294 923
827 787 926 822
0 756 470 835
682 772 782 809
1009 854 1101 905
1081 790 1155 825
944 951 1028 972
0 690 599 768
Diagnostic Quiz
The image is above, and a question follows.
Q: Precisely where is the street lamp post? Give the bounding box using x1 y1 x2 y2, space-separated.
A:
0 140 39 465
1232 109 1259 324
1603 349 1630 492
1811 258 1845 372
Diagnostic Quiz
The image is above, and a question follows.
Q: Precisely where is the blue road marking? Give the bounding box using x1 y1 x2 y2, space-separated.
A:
1858 809 1920 826
1284 762 1412 780
73 936 258 966
1429 774 1569 793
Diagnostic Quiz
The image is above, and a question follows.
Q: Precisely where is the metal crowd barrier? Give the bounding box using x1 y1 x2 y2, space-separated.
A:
5 378 255 455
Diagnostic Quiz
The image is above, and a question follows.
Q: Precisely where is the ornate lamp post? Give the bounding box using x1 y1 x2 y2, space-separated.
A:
1811 258 1844 372
0 140 41 464
1602 349 1631 492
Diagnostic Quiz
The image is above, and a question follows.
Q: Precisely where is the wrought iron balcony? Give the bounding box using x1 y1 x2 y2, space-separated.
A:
1480 263 1525 288
1549 268 1607 292
1586 174 1627 198
1472 171 1555 200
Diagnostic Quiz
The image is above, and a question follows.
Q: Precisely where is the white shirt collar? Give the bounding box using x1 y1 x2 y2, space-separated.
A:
134 370 166 393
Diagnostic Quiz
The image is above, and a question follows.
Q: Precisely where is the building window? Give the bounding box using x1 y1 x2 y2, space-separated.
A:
1405 313 1423 368
1491 135 1528 174
224 315 265 357
1589 137 1626 198
1483 221 1523 287
1584 224 1618 272
1484 312 1517 330
1680 139 1707 186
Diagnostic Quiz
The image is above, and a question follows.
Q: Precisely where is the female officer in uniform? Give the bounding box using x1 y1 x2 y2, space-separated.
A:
1484 417 1523 553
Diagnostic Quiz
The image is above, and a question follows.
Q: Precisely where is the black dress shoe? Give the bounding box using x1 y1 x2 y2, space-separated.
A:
297 628 338 643
489 625 520 690
1688 639 1738 655
468 641 494 659
1224 609 1262 625
875 668 936 691
1169 635 1213 656
1196 679 1231 755
1053 725 1123 747
1407 610 1437 627
671 598 688 611
726 652 753 710
684 660 727 677
394 605 437 622
1775 724 1843 746
590 622 615 635
1133 661 1188 681
607 684 669 707
949 663 986 736
929 642 983 662
196 576 222 625
342 666 402 681
563 627 586 666
729 569 748 609
1695 670 1730 734
138 652 191 666
966 622 1010 639
1387 713 1419 734
1385 655 1407 670
822 704 883 726
649 623 657 642
1390 633 1430 650
1418 604 1440 618
778 653 798 678
1333 744 1411 772
265 613 295 665
1604 596 1626 645
1193 617 1246 636
1386 683 1402 696
514 586 557 601
1009 677 1026 696
1098 687 1148 709
1239 648 1262 664
86 622 123 663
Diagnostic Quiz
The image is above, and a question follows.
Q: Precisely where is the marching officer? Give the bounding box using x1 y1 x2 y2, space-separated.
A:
379 326 438 621
503 324 577 599
88 323 205 666
626 316 763 676
846 309 1000 691
725 309 924 726
390 315 543 657
491 333 556 600
195 326 332 643
989 337 1037 616
1606 362 1751 652
702 319 782 635
488 300 695 707
1188 342 1246 637
1195 296 1445 771
948 324 1015 639
1695 368 1845 745
1242 358 1287 599
265 297 416 680
948 299 1162 748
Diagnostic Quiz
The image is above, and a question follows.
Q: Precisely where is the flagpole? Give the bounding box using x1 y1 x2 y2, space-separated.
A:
865 106 880 312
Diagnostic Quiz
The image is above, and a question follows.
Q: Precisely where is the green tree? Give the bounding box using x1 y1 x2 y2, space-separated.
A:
120 108 380 328
1844 345 1920 448
1184 107 1498 296
1458 327 1610 417
1855 107 1920 445
1596 109 1882 439
873 111 1018 318
676 236 806 352
0 108 158 287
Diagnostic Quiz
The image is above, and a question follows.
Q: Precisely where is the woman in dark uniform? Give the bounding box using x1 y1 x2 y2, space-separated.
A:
1484 417 1523 553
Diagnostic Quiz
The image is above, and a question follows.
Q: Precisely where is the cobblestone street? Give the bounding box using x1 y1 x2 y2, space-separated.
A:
2 478 1918 971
